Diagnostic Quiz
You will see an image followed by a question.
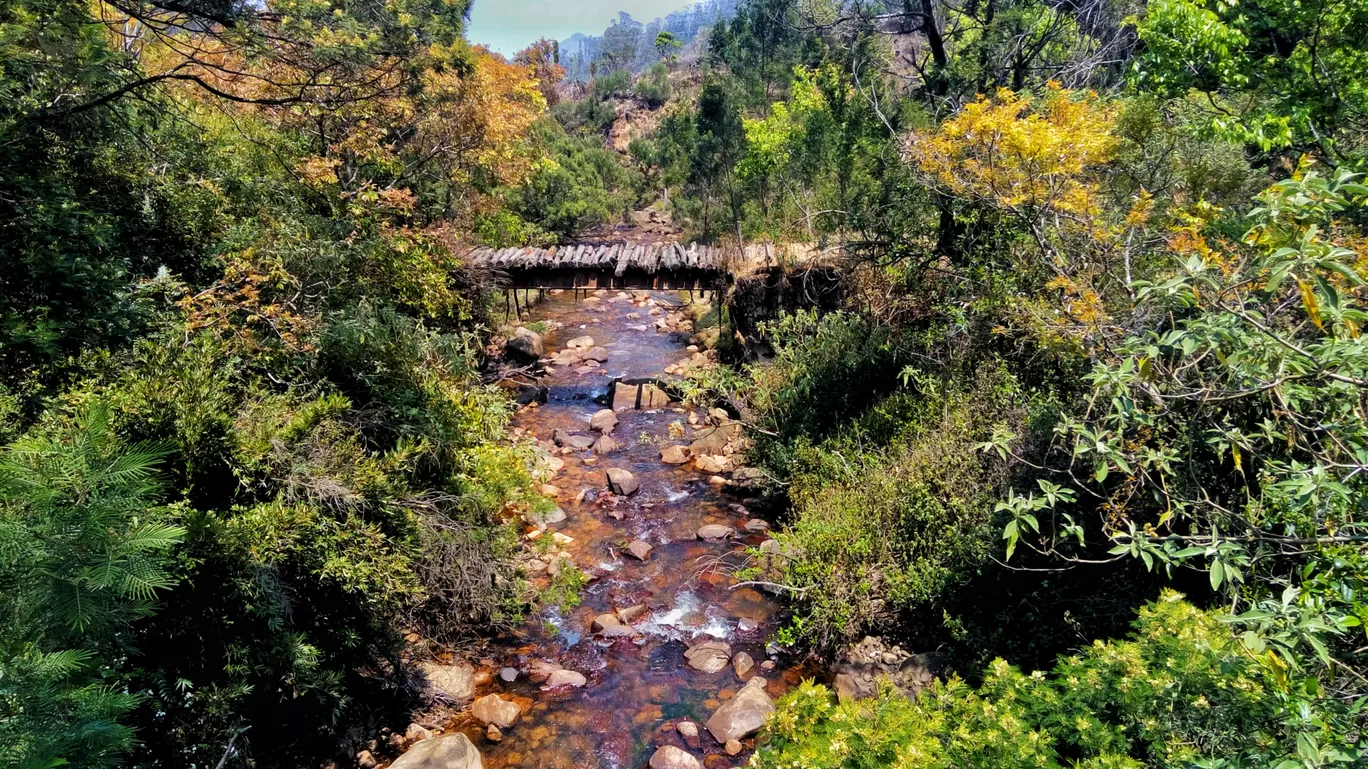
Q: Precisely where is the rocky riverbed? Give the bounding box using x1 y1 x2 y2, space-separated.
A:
371 288 816 769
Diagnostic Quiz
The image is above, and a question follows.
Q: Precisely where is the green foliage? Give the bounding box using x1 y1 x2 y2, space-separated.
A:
508 121 642 239
0 406 183 769
757 594 1356 769
761 370 1018 650
747 311 908 467
1131 0 1368 157
635 61 672 107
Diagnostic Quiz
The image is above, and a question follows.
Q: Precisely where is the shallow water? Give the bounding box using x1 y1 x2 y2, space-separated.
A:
446 290 813 769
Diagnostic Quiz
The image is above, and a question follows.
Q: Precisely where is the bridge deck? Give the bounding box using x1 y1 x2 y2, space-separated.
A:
466 241 841 290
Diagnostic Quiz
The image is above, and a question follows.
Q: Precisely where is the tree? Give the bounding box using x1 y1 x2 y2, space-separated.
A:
1131 0 1368 160
655 30 682 62
0 404 183 769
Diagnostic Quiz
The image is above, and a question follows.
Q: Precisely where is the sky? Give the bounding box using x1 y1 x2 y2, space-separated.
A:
467 0 693 56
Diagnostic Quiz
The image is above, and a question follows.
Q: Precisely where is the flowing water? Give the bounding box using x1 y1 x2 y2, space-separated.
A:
442 289 814 769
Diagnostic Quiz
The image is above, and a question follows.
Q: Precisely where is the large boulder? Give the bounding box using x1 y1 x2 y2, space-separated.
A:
605 468 639 496
504 328 544 363
705 676 775 743
649 745 701 769
388 733 482 769
470 694 523 729
419 661 475 703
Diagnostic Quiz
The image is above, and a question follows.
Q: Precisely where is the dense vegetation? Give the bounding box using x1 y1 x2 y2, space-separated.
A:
629 0 1368 765
0 1 553 766
5 0 1368 767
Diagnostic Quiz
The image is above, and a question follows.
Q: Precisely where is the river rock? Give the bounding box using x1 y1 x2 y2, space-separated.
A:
661 445 690 464
684 640 731 673
694 455 724 474
732 652 755 681
584 346 611 362
696 524 734 541
677 720 699 739
523 504 567 527
545 669 588 688
527 660 562 684
606 468 639 496
689 423 742 456
832 636 947 702
470 694 522 729
626 540 653 560
613 381 672 410
357 750 379 769
553 429 595 450
406 722 434 742
567 335 595 349
485 725 502 743
419 661 475 703
505 328 544 363
705 676 775 743
498 667 519 682
725 739 743 755
593 613 623 632
590 409 619 433
388 733 482 769
744 519 770 533
617 604 649 624
649 745 701 769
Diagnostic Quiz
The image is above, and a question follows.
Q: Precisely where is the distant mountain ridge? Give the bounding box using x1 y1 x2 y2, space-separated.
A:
559 0 740 80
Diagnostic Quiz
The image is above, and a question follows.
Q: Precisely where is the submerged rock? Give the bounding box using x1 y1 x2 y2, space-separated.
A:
626 540 653 560
684 640 731 673
649 745 701 769
545 669 587 688
732 651 755 681
527 659 562 684
388 733 482 769
705 676 775 744
696 524 735 541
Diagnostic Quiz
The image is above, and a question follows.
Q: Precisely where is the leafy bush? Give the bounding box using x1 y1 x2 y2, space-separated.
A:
758 593 1356 769
759 368 1019 651
635 62 671 107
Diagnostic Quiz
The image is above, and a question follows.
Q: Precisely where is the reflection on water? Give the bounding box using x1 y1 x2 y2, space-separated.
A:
445 290 816 769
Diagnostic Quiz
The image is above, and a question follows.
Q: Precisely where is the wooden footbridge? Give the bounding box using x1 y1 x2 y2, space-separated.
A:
465 241 731 291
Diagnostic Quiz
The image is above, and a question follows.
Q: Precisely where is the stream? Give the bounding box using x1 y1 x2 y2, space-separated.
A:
442 288 814 769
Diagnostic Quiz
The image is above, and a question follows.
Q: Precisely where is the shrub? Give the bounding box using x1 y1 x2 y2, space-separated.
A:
757 367 1019 651
756 593 1348 769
